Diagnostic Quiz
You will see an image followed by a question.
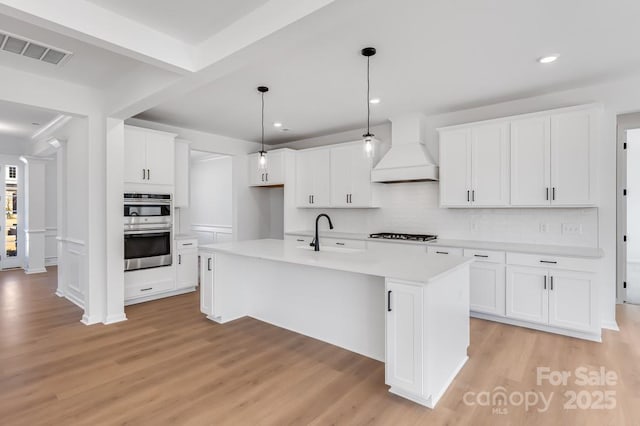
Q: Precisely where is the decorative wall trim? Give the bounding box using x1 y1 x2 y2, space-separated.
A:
191 224 233 244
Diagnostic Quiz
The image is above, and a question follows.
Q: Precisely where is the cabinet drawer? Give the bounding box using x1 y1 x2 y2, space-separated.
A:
506 252 596 272
176 239 198 249
286 235 313 245
427 246 464 256
463 248 505 264
125 279 174 299
324 238 367 250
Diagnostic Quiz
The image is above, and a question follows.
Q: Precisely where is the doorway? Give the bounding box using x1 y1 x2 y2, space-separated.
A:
625 128 640 303
1 164 22 269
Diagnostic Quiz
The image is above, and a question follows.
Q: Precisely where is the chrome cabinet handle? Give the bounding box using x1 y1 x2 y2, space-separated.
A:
142 169 146 180
550 276 554 290
552 187 556 201
544 276 547 290
141 287 153 292
467 190 470 202
474 254 489 258
207 258 212 271
178 254 181 264
472 190 475 202
546 187 549 201
540 260 557 264
436 251 449 255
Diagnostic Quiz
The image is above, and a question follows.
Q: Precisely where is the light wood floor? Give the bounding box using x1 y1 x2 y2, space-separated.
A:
1 268 639 425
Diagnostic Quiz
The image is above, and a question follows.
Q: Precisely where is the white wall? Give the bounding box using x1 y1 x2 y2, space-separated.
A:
627 129 640 262
189 156 233 227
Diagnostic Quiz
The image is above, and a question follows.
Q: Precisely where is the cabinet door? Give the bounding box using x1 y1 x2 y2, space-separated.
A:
145 133 175 185
349 145 374 207
550 110 594 205
470 263 506 316
265 151 284 185
124 127 148 184
510 116 551 206
439 129 471 207
296 150 315 206
248 153 266 186
548 270 597 332
506 266 548 324
471 123 510 206
200 255 214 315
311 149 332 207
330 145 353 207
174 141 190 207
176 250 198 290
385 280 423 395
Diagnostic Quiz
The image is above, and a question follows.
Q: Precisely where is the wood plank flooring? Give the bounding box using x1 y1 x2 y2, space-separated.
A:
1 268 639 425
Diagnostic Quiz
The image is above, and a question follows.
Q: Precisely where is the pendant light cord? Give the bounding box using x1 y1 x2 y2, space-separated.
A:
261 91 265 152
366 55 371 135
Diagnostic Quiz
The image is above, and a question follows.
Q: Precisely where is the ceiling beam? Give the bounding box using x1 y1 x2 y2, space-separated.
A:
0 0 196 73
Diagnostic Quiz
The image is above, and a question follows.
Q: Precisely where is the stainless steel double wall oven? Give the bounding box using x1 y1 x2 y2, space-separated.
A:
124 193 172 271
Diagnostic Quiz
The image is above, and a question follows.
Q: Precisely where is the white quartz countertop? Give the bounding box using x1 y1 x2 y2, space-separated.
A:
200 239 472 283
285 231 603 259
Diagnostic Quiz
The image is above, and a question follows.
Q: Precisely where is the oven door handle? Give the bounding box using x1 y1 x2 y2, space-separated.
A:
124 229 171 236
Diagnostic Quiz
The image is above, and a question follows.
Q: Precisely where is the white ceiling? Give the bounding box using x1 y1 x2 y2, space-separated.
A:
135 0 640 144
85 0 271 44
0 99 60 138
0 13 175 89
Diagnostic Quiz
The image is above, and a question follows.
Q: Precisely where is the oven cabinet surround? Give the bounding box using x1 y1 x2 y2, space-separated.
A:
174 139 190 208
248 148 293 187
199 239 472 409
438 104 599 208
295 141 380 208
124 125 176 187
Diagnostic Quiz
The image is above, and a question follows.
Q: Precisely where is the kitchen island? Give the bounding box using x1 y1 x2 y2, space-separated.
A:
199 238 472 408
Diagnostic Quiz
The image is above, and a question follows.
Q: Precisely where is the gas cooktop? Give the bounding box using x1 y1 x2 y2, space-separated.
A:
369 233 437 242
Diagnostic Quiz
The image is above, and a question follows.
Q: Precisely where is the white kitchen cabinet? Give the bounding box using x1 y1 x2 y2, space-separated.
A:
547 270 598 332
510 116 551 206
427 246 464 256
471 123 510 206
506 265 597 333
506 266 549 324
550 110 596 206
469 261 506 317
124 126 176 186
200 253 215 316
439 123 509 207
296 148 331 207
174 140 190 208
386 280 424 396
248 149 287 186
176 239 198 290
439 128 471 207
330 143 378 207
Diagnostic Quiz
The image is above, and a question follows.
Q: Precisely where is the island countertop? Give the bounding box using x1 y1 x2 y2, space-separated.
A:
200 238 472 283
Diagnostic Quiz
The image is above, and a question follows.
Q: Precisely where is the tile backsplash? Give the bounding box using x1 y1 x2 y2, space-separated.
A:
292 181 598 248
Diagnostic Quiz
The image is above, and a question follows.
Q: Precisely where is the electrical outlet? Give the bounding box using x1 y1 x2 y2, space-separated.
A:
540 223 549 233
562 223 582 234
470 222 478 232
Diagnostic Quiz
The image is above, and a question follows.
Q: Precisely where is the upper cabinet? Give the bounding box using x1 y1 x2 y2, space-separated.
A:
296 142 379 208
248 149 289 186
440 105 598 208
296 148 331 207
124 126 176 186
440 123 509 207
330 144 378 207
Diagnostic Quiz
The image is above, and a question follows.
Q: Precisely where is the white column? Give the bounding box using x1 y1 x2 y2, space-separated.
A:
19 156 52 274
53 139 67 298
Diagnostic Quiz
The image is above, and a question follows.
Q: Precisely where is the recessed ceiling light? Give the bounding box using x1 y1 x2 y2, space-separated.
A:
273 122 282 128
369 98 381 104
538 55 559 64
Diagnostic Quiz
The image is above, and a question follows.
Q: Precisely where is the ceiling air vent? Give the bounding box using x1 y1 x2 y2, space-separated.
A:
0 30 72 66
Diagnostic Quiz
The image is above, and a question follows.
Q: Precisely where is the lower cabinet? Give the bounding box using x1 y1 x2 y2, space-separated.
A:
506 265 598 333
385 280 424 395
200 252 215 317
176 248 198 290
469 262 506 317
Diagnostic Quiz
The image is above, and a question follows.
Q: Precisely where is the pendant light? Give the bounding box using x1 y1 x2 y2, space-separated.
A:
257 86 269 170
361 47 376 157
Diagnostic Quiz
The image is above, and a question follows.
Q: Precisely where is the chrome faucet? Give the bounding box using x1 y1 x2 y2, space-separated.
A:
311 214 333 251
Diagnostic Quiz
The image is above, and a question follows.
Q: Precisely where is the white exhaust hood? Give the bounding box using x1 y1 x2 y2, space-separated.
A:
371 114 439 183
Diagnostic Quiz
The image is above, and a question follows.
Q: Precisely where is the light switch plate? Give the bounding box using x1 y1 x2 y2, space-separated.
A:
540 223 549 233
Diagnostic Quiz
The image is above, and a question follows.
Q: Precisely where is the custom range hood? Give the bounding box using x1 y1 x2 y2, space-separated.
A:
371 114 439 183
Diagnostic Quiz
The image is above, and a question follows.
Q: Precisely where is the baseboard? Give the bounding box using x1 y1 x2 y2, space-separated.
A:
24 267 47 274
45 258 58 266
470 312 602 342
81 314 101 325
601 320 620 331
104 313 128 324
55 288 65 297
65 292 84 310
